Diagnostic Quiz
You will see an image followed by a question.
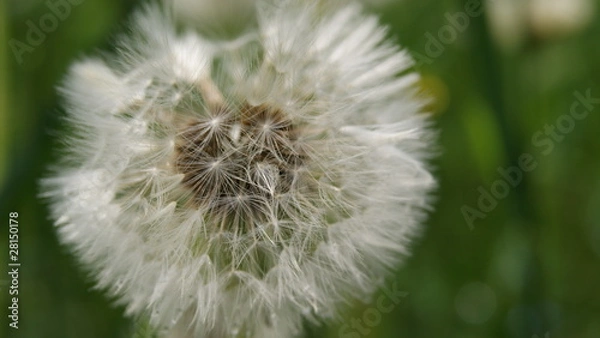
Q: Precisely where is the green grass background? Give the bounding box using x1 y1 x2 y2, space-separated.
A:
1 0 599 337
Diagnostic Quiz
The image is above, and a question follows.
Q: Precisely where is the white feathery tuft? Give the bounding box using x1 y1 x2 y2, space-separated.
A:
42 1 436 337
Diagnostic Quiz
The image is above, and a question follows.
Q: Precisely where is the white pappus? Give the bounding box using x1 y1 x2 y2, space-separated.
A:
41 1 436 337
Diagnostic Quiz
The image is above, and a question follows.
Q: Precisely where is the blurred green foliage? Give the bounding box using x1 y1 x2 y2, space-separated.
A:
1 0 599 337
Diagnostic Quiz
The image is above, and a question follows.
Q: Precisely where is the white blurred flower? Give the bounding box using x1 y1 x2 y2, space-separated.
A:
486 0 529 51
42 1 435 337
487 0 595 50
529 0 595 38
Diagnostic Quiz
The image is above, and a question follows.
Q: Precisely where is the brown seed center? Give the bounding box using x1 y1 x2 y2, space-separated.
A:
175 104 306 231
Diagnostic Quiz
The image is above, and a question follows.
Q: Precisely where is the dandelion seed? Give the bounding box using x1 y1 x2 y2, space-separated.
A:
42 1 436 337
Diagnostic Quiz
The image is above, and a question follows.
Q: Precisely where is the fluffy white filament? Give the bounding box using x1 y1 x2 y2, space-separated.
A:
42 1 436 337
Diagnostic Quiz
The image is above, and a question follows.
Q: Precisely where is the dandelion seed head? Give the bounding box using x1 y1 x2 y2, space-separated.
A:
42 1 436 337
